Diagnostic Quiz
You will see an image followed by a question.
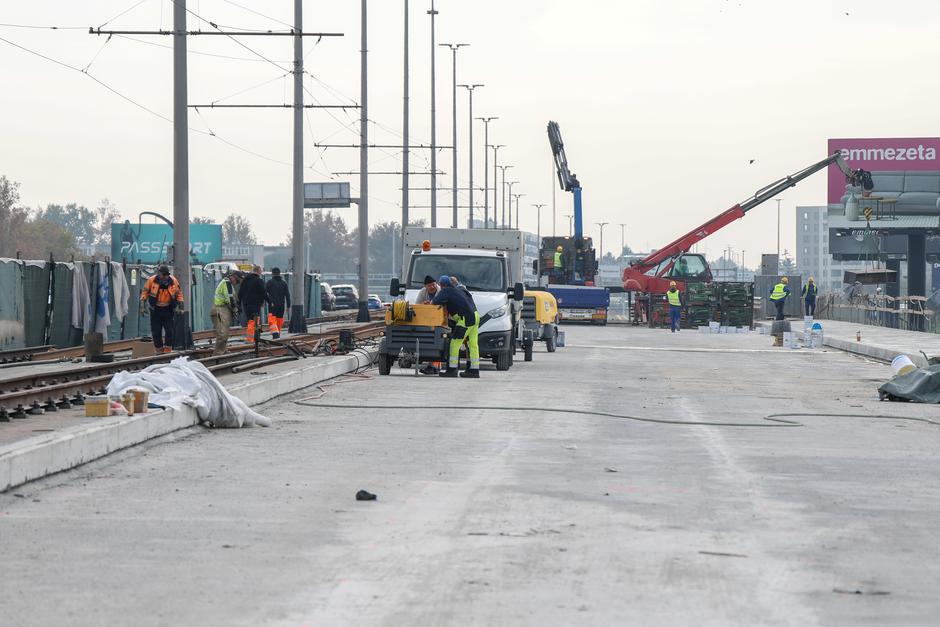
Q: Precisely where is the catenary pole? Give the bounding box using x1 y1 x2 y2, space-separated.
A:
428 0 438 226
401 0 409 261
289 0 307 333
357 0 370 322
172 0 192 348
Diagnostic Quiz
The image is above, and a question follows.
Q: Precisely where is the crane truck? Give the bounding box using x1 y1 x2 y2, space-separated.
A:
621 151 871 323
537 121 610 324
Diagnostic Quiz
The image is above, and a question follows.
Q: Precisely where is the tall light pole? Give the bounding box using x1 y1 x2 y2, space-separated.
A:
595 222 608 261
356 0 370 322
617 223 627 261
172 0 192 347
288 0 306 333
506 180 518 228
551 157 557 237
440 42 468 228
498 165 513 228
533 203 546 284
512 193 525 231
775 198 782 270
476 116 497 228
427 0 438 227
564 214 573 236
492 146 506 228
741 249 746 281
459 83 483 228
400 0 409 264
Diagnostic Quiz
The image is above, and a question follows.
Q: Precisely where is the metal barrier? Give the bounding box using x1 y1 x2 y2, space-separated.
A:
816 293 936 333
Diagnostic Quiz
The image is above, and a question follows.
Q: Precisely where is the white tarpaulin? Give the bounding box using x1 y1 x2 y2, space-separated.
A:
107 357 271 428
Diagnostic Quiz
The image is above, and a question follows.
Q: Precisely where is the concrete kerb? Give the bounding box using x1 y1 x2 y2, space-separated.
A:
0 350 376 492
754 320 913 365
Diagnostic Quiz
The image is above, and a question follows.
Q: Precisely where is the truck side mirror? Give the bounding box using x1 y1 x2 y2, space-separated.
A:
512 281 525 301
390 277 403 296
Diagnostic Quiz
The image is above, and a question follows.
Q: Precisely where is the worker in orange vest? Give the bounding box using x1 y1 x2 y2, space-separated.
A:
140 265 184 353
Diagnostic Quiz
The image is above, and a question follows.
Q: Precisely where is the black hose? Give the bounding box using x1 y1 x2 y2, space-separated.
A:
293 403 940 430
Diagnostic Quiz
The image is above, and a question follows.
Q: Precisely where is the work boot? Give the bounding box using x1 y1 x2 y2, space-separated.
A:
439 368 458 378
459 369 480 379
420 364 438 375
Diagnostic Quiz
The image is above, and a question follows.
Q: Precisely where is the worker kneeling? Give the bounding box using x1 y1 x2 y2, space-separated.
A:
432 275 480 378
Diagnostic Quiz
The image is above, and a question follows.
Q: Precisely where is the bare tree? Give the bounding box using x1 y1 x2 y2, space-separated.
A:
0 176 29 257
192 216 216 224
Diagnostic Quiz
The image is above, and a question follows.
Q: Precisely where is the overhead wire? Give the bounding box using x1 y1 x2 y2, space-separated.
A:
98 0 151 30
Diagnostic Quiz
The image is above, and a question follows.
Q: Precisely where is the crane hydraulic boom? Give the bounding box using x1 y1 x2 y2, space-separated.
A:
623 151 867 293
548 121 583 242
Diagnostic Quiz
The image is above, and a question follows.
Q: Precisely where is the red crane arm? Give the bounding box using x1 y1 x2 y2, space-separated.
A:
630 204 745 274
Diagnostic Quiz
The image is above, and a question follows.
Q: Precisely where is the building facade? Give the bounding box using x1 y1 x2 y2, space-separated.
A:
796 206 865 293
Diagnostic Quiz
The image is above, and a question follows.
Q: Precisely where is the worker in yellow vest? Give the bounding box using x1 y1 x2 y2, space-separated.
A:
666 280 683 332
769 276 791 320
552 245 565 282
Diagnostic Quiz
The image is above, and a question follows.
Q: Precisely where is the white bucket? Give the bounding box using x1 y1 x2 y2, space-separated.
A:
698 325 709 334
891 354 917 377
709 321 720 334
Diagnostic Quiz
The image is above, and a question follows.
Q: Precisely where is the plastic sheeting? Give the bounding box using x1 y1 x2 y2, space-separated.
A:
107 357 270 428
22 262 51 347
879 365 940 403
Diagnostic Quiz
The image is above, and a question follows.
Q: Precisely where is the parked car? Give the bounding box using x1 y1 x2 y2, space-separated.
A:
204 261 241 275
320 282 336 312
367 294 383 310
332 284 359 310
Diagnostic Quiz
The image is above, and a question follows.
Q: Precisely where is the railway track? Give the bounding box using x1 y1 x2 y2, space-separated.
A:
0 321 385 421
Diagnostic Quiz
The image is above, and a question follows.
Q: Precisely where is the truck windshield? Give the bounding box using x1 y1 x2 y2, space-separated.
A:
409 255 507 291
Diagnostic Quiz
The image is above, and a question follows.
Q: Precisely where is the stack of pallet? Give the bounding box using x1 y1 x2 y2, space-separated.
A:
716 282 754 328
684 281 715 328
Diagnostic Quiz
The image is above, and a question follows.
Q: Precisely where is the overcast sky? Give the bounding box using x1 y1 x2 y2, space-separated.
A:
2 0 938 266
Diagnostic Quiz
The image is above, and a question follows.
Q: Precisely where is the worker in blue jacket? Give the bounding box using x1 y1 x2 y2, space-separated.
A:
769 276 791 320
802 276 817 317
432 275 480 378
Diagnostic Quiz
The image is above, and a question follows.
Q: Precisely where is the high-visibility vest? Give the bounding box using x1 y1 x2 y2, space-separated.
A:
770 283 788 301
214 279 237 309
802 283 817 299
667 289 681 306
553 251 563 269
141 275 183 308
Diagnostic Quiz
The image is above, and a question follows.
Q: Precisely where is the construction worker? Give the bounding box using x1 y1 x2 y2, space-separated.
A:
211 271 243 355
265 267 291 339
432 275 480 378
416 275 439 303
666 280 683 332
140 265 184 353
802 276 818 317
770 276 791 321
238 265 269 343
552 245 565 282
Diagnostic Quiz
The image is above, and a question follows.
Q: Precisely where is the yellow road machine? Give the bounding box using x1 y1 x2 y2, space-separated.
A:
377 300 452 375
521 289 560 354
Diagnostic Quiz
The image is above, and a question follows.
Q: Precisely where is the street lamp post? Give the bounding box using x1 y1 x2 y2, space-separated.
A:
512 193 525 231
440 42 468 228
459 84 483 228
506 181 519 228
533 203 546 284
618 223 627 260
476 117 497 228
564 214 573 236
595 222 608 262
427 0 439 227
497 165 513 228
775 198 782 271
492 145 505 229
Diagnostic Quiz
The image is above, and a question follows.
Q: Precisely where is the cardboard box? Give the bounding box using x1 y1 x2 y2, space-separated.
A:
132 340 156 359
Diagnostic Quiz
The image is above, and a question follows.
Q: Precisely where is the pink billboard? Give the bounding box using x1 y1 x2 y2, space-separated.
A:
828 137 940 204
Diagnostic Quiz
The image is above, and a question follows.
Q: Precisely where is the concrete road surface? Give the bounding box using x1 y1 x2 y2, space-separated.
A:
2 326 939 626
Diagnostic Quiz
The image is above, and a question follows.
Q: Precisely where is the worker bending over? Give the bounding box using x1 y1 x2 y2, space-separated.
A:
666 280 683 332
211 271 243 355
140 265 184 353
770 276 791 321
802 276 817 317
239 265 269 343
432 275 480 378
265 267 290 339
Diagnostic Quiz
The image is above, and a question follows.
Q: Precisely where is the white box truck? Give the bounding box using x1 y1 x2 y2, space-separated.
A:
390 227 525 370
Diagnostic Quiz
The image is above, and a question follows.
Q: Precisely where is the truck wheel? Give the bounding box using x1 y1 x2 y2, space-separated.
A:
524 341 533 362
546 328 557 352
378 353 393 375
496 350 511 371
